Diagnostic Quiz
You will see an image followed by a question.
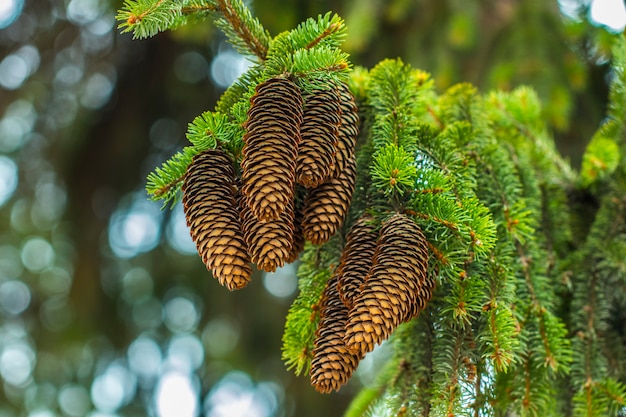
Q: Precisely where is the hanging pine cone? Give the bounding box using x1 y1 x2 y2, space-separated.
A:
241 77 303 222
310 273 362 393
344 213 430 355
336 214 378 309
182 149 252 291
302 156 356 245
295 86 341 188
333 83 359 178
240 196 295 273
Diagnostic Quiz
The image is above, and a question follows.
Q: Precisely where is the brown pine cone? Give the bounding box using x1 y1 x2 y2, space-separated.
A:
182 149 252 291
333 83 359 178
302 156 356 245
310 273 362 393
240 196 295 273
336 214 378 309
344 213 430 355
241 77 303 222
295 86 341 188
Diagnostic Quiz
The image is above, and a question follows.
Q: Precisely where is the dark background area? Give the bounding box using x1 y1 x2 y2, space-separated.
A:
0 0 622 415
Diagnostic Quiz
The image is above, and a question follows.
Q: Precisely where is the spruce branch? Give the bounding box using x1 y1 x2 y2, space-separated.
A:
146 146 196 207
290 12 347 50
117 0 187 38
370 143 417 195
117 0 270 61
211 0 271 60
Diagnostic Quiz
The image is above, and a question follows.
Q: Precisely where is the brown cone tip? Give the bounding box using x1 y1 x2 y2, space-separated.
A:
241 77 303 222
336 214 378 309
310 273 362 393
302 156 357 245
296 87 342 188
344 213 430 355
182 149 252 291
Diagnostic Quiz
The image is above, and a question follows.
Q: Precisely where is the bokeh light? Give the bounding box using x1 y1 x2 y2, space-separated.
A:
0 280 31 315
166 334 204 373
108 196 162 258
58 384 91 417
590 0 626 31
163 295 200 333
0 0 24 29
127 337 162 381
0 99 36 152
210 49 252 88
204 371 280 417
0 156 18 207
0 45 39 90
154 372 199 417
0 341 35 386
90 363 136 412
81 73 114 109
21 237 55 273
67 0 106 25
263 263 298 299
165 203 197 255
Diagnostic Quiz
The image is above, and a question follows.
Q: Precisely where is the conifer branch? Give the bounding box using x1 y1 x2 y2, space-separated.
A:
212 0 270 60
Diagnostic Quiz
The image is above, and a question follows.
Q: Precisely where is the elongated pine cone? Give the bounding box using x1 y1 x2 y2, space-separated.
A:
336 214 378 309
240 196 295 273
333 83 359 178
310 273 362 393
182 149 252 291
302 156 356 245
344 213 429 355
241 77 303 222
295 86 341 188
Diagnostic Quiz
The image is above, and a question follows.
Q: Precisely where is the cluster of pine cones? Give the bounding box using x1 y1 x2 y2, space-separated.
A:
310 213 435 393
182 76 359 290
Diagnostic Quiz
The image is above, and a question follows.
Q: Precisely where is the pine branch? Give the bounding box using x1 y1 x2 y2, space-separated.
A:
117 0 188 38
117 0 270 61
146 146 196 207
211 0 270 60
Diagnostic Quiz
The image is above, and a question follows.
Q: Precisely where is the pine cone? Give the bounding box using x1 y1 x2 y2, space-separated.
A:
344 213 430 355
302 156 356 245
336 214 378 309
333 83 359 178
240 196 295 273
241 78 303 222
182 149 252 291
310 273 362 393
295 86 341 188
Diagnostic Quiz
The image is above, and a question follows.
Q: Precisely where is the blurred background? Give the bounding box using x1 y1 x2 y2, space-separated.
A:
0 0 624 416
